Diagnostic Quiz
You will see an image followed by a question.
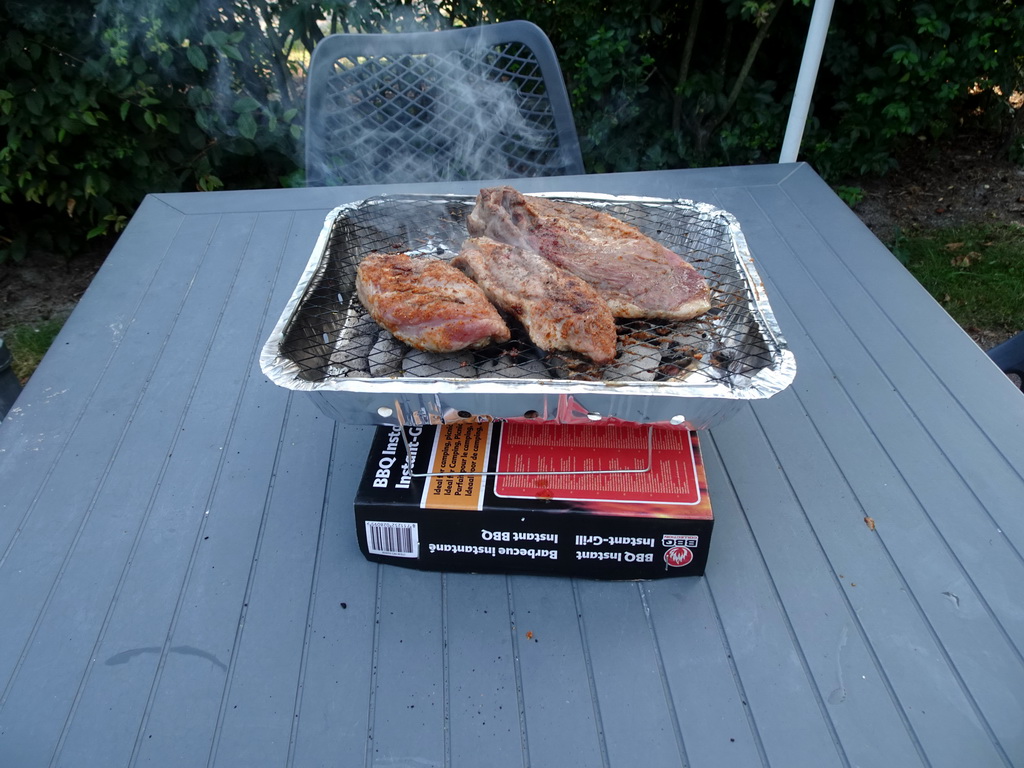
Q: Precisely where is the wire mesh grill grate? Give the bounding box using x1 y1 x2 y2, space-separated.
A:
277 194 778 391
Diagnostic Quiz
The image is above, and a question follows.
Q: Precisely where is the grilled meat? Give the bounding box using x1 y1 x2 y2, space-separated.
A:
467 186 712 321
453 236 617 365
355 252 510 353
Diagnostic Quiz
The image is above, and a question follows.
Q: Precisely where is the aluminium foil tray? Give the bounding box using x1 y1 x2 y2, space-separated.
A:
259 192 796 428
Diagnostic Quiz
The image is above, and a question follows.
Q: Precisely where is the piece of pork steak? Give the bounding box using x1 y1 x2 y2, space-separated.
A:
453 236 617 365
467 186 712 321
356 252 510 353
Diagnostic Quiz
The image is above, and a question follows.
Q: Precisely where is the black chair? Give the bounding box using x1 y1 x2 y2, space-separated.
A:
0 337 21 421
987 331 1024 391
304 21 585 186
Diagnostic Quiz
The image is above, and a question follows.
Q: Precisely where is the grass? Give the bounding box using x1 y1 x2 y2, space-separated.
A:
6 317 67 383
890 221 1024 333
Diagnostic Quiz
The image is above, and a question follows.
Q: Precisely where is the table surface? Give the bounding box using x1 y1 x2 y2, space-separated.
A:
1 164 1022 768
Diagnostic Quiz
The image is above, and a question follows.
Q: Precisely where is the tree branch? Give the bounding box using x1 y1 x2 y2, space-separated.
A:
707 1 783 135
672 0 704 135
247 0 296 109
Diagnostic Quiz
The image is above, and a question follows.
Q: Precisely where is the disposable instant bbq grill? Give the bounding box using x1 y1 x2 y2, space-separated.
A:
260 192 796 429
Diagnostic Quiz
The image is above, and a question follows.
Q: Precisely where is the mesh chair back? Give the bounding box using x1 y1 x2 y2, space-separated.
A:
304 21 585 186
988 331 1024 390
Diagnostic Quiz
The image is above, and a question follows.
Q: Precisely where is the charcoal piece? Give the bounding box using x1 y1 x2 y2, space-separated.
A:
403 349 475 378
369 333 406 377
604 342 662 382
477 355 550 379
662 325 715 358
327 304 376 376
546 354 603 381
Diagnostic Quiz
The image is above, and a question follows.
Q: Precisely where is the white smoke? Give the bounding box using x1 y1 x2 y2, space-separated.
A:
306 43 569 186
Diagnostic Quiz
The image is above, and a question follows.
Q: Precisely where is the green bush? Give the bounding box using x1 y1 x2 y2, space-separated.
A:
806 0 1024 178
1 0 1022 265
491 0 1023 178
480 0 808 172
0 0 311 262
0 0 494 263
1 2 164 261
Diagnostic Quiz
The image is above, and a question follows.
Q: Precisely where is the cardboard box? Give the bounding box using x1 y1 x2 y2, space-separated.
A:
354 421 713 579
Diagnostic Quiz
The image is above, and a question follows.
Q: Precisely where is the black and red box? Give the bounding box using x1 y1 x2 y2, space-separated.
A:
354 421 714 579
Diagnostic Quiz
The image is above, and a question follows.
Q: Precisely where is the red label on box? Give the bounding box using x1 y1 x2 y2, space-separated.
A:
494 423 704 509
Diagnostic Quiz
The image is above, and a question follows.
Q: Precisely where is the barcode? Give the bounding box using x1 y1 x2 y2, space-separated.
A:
365 521 419 558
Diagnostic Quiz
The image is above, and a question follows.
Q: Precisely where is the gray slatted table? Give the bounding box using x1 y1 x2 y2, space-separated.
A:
1 165 1022 767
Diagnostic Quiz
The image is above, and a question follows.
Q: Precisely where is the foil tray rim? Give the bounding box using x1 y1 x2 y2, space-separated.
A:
259 191 796 406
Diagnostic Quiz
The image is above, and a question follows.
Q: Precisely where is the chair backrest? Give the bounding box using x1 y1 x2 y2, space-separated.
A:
0 338 21 421
987 331 1024 391
304 21 585 186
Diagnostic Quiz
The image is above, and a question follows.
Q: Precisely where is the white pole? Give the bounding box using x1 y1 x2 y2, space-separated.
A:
779 0 836 163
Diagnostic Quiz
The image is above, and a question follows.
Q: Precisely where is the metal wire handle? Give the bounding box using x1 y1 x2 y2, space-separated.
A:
393 399 655 478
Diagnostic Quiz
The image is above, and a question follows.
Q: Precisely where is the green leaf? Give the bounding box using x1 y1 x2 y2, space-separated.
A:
290 124 302 140
80 59 104 81
202 30 228 48
25 91 44 116
163 110 181 134
81 111 99 127
186 45 208 72
237 111 257 140
144 111 158 130
198 173 223 192
120 101 131 120
195 110 213 133
110 70 134 92
187 87 212 108
232 96 261 114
